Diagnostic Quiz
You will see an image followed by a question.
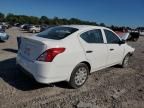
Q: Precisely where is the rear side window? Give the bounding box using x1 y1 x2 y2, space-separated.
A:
35 25 40 27
37 27 78 40
80 29 103 43
104 30 120 44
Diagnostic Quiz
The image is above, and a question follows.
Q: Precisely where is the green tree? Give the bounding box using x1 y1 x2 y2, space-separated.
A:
62 18 69 25
3 13 104 27
28 16 39 24
70 18 81 24
99 23 106 27
0 12 5 22
40 16 49 24
53 17 60 25
6 13 18 24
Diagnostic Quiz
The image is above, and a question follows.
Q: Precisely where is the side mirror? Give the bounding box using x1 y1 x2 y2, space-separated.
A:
119 39 125 44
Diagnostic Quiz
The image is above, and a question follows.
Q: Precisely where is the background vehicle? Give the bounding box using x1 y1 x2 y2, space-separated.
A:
17 25 135 88
0 22 11 29
14 23 21 27
40 25 55 32
113 28 140 41
0 25 2 29
140 31 144 36
0 25 6 31
20 24 32 31
129 32 140 41
0 29 9 41
29 25 41 33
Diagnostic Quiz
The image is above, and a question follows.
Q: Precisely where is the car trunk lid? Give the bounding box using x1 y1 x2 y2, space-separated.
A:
19 36 47 61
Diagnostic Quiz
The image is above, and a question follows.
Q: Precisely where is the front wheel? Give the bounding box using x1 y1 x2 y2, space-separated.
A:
133 38 138 41
122 54 130 68
69 63 89 89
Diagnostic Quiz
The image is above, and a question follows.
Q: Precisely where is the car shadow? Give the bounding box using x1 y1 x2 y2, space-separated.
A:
0 40 5 43
3 48 18 53
0 57 70 91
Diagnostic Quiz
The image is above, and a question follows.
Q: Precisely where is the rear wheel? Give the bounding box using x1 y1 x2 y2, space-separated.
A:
32 30 36 33
122 54 130 68
69 63 89 89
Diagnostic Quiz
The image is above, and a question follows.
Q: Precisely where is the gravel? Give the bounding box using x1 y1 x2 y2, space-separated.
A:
0 27 144 108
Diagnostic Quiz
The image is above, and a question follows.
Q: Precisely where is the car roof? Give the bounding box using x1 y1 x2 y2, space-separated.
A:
60 25 108 30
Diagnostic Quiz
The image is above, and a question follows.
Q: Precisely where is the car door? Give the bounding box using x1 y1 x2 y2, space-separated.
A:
79 29 108 72
103 29 125 66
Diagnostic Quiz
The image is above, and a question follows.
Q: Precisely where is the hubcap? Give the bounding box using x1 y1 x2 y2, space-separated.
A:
74 67 88 86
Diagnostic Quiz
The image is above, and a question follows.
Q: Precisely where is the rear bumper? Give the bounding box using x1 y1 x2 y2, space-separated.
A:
16 54 69 84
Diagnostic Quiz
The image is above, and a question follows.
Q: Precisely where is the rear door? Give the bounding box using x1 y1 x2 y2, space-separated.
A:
103 29 124 66
79 29 108 71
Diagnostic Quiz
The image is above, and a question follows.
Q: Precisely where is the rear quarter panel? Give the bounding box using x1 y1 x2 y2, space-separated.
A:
52 33 89 81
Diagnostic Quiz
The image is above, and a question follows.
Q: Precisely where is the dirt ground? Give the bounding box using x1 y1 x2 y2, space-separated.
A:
0 27 144 108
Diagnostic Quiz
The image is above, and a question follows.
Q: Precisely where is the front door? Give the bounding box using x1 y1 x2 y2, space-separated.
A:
104 29 124 66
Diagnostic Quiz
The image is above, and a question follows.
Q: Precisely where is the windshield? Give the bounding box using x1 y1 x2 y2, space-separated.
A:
37 26 78 40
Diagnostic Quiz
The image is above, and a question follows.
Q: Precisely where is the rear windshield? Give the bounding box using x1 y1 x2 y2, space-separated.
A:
37 26 78 40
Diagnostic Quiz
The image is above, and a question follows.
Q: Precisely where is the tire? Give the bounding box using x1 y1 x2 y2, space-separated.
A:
69 63 89 89
122 54 130 68
133 38 138 42
32 30 36 33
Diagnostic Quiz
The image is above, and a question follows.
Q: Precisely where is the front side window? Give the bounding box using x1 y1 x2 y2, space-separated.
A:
104 30 120 44
37 27 78 40
80 29 103 43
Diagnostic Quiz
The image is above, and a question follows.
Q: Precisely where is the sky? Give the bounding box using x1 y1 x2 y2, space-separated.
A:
0 0 144 27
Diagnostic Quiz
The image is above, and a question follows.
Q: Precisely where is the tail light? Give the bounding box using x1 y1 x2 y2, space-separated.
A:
37 48 65 62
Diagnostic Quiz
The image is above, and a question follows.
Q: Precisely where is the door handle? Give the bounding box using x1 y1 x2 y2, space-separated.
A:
86 50 93 53
110 48 114 51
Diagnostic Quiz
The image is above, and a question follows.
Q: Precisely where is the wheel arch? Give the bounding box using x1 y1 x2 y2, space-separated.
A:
66 61 91 82
124 52 133 58
80 61 91 74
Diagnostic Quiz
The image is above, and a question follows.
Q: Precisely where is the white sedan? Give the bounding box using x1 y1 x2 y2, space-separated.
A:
16 25 135 88
0 29 9 41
